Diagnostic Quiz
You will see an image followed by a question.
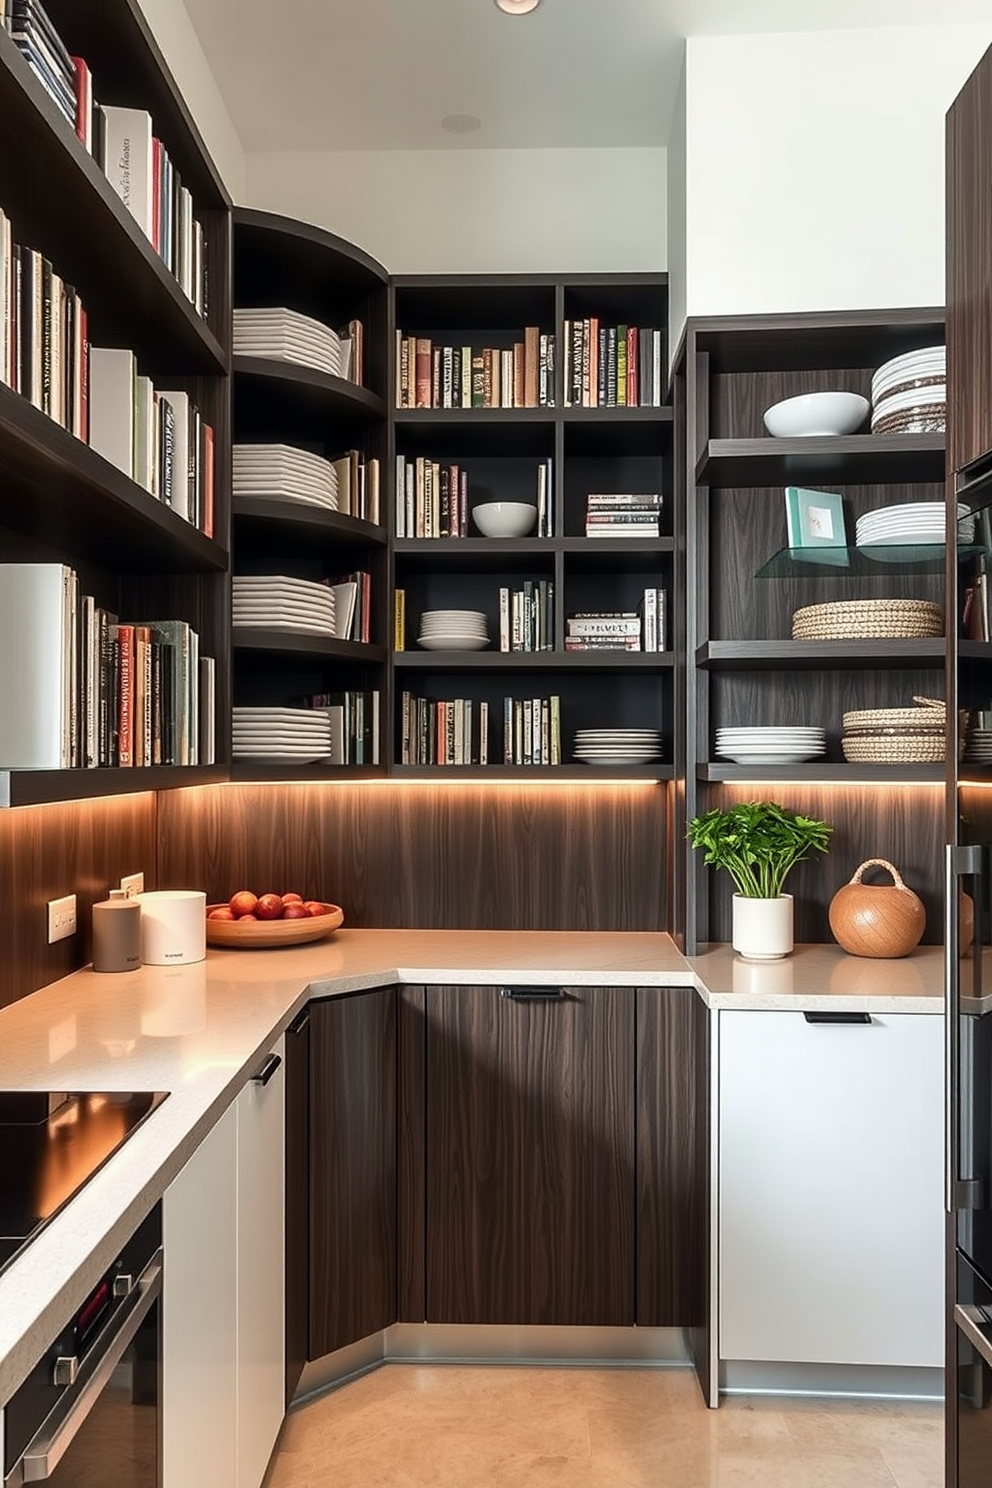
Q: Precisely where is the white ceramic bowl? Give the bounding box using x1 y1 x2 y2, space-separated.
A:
471 501 538 538
763 391 870 438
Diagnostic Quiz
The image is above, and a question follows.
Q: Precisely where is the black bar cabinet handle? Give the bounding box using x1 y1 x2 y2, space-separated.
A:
802 1011 872 1025
499 986 565 1002
252 1052 282 1085
287 1009 310 1036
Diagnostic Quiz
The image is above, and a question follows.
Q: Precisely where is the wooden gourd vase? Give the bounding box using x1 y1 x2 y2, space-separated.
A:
828 859 926 959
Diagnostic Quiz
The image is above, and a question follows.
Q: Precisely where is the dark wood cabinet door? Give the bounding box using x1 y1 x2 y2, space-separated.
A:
635 988 708 1335
309 989 397 1357
284 1007 310 1405
947 43 992 474
425 983 635 1326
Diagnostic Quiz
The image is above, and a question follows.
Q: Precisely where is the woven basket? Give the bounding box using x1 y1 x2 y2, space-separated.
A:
842 698 947 731
791 599 943 641
842 735 946 763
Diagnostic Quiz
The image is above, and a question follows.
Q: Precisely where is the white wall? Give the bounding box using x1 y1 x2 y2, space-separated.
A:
136 0 245 198
666 63 687 366
245 147 667 276
679 25 992 329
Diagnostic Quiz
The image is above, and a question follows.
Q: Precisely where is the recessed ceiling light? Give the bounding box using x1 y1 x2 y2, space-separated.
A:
441 113 482 135
495 0 542 13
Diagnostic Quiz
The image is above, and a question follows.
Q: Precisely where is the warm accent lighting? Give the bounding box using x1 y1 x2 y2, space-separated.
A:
494 0 542 13
218 776 661 790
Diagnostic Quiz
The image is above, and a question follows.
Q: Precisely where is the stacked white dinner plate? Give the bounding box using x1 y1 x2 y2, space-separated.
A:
871 345 946 434
856 501 974 555
966 728 992 763
715 726 826 765
232 706 332 762
234 307 343 378
233 575 337 635
233 444 339 511
417 610 490 651
573 728 663 765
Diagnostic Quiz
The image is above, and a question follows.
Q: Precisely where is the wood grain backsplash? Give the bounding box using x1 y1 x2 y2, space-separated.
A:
155 781 669 931
0 793 157 1008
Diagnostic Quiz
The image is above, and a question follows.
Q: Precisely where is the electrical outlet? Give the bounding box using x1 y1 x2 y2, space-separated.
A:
47 894 77 944
120 872 145 898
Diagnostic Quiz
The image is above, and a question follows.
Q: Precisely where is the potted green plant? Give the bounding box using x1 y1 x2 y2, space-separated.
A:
687 800 832 960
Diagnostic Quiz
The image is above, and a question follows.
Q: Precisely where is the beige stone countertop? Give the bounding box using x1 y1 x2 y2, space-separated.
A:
0 928 688 1403
688 942 945 1012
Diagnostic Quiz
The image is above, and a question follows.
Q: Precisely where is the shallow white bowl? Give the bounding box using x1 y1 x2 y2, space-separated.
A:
763 391 870 438
472 501 538 538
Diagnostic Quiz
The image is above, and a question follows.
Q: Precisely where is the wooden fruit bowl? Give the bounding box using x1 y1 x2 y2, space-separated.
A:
205 903 344 949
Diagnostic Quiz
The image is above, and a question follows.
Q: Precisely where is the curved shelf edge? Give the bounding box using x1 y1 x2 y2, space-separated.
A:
233 357 386 418
233 207 388 287
232 496 387 546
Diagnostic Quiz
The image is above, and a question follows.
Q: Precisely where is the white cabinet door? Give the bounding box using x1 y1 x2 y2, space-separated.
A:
163 1100 238 1488
719 1010 943 1367
236 1037 286 1488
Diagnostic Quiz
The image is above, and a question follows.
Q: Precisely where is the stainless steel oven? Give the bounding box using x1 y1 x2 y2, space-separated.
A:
3 1205 161 1488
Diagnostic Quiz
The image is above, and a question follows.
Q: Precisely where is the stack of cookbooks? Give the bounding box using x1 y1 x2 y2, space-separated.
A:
584 493 661 537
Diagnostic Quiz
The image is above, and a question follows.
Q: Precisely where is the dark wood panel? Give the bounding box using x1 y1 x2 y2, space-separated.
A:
309 989 397 1357
947 43 992 474
710 364 943 443
0 794 157 1008
692 310 944 375
709 668 945 754
635 987 708 1330
703 783 944 947
698 639 945 670
397 985 427 1322
699 435 944 489
154 781 667 930
284 1008 310 1406
424 983 635 1326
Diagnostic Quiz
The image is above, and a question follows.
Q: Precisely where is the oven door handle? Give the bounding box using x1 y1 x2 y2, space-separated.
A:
20 1254 162 1483
956 1303 992 1370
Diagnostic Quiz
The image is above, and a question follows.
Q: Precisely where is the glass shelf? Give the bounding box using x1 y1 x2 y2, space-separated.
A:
755 543 988 579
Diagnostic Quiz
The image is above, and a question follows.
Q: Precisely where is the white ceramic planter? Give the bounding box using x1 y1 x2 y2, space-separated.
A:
732 893 794 961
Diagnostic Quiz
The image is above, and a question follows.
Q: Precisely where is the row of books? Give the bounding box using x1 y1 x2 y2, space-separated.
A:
562 321 665 408
395 329 555 409
0 208 88 437
400 691 563 767
394 457 553 539
0 562 212 770
294 691 380 766
89 348 214 536
327 571 373 644
498 581 553 652
2 0 209 316
336 450 381 525
565 591 667 652
585 493 661 538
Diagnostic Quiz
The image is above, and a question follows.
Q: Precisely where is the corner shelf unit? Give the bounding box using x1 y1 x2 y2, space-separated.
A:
683 307 949 950
390 272 675 776
0 0 232 805
231 208 390 779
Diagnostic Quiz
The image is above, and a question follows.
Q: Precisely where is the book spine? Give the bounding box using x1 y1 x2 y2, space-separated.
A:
415 338 431 408
116 624 134 767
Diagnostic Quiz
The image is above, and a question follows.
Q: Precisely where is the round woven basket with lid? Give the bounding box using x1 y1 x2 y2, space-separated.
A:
791 599 943 641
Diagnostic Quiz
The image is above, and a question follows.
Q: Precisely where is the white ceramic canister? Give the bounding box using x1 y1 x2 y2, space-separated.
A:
136 889 207 965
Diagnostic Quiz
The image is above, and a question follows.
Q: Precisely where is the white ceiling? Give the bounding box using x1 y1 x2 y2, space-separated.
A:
182 0 992 152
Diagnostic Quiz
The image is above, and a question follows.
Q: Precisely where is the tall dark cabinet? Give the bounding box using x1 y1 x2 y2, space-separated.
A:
946 40 992 1488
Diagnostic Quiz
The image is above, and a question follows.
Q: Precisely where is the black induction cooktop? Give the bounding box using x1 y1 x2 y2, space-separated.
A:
0 1090 168 1275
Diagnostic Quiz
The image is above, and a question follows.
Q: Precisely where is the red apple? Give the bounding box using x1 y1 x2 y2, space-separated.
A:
229 890 258 917
256 892 284 920
282 903 310 919
208 906 235 921
303 900 326 917
238 912 258 921
281 892 303 905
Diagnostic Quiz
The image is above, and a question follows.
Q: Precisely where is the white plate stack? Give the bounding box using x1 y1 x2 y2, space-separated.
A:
856 501 974 556
234 307 343 378
715 727 826 765
573 729 663 765
233 575 336 635
871 345 945 434
232 707 332 762
966 728 992 764
233 444 339 511
417 610 490 651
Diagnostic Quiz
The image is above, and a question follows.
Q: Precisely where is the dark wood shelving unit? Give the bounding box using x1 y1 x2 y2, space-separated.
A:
683 306 949 950
391 764 675 780
395 651 674 671
229 762 384 783
697 433 946 489
232 631 387 664
0 0 233 806
233 497 387 549
233 358 386 435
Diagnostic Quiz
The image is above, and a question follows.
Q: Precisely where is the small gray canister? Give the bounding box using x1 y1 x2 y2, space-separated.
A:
92 890 142 973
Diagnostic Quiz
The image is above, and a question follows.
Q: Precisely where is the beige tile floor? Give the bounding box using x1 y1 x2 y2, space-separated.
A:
264 1365 944 1488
